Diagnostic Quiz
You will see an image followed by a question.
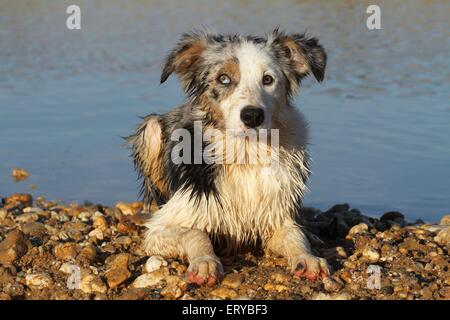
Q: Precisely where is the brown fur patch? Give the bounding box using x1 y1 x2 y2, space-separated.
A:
278 36 310 75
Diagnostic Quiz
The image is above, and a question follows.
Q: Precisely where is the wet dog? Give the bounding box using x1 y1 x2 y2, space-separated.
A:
127 29 329 286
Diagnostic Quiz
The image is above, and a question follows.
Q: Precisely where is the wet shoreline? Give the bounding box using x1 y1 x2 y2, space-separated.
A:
0 193 448 300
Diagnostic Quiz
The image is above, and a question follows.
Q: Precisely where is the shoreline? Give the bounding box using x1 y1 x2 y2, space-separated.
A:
0 193 449 300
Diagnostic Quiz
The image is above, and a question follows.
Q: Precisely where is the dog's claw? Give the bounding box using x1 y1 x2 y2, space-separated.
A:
292 254 330 282
186 255 223 286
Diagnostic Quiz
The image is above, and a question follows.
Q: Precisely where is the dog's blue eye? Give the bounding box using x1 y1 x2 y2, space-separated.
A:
218 74 231 85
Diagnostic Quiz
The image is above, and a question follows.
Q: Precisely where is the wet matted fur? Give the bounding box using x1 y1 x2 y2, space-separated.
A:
127 28 330 285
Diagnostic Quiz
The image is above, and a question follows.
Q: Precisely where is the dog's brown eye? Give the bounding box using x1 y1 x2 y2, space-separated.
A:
218 74 231 85
262 74 274 86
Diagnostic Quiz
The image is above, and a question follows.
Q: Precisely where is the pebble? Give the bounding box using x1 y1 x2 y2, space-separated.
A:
78 244 97 263
144 255 168 273
439 215 450 226
115 202 143 216
434 227 450 245
210 287 238 299
15 213 39 224
88 228 104 240
0 230 30 265
222 273 244 289
12 168 30 181
314 292 352 300
263 283 289 292
323 278 343 293
362 247 380 262
160 284 184 299
25 272 52 290
132 268 170 288
92 215 109 231
54 242 79 261
104 254 131 289
0 208 7 220
269 272 289 284
6 194 33 206
80 274 107 294
22 222 46 237
347 223 368 239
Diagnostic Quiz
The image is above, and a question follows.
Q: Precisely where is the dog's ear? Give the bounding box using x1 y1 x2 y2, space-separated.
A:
270 29 327 93
160 32 207 91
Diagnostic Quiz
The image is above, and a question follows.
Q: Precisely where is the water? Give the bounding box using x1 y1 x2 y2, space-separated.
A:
1 0 449 221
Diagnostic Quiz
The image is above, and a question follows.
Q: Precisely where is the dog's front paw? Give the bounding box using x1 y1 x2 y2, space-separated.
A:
291 253 330 281
187 255 224 287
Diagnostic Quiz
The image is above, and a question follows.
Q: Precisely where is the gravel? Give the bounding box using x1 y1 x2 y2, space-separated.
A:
0 193 449 300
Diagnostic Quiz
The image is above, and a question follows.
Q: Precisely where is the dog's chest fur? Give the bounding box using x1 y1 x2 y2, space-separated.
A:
151 145 308 249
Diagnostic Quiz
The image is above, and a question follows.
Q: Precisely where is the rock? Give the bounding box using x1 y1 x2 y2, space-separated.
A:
22 222 46 237
347 223 369 239
0 230 30 265
0 292 11 300
116 220 136 234
116 202 143 216
115 236 133 247
362 247 380 262
78 244 97 263
439 215 450 226
105 254 131 288
263 283 289 292
117 288 148 300
6 193 32 206
59 262 78 274
269 272 289 284
0 208 7 220
80 274 107 294
12 168 30 182
145 256 168 273
25 272 52 290
160 284 184 299
88 228 104 240
132 268 170 288
434 227 450 245
54 242 79 261
221 273 244 289
210 287 238 299
15 213 39 223
314 292 351 300
326 203 350 213
323 278 343 292
92 215 108 231
380 211 404 222
129 213 152 226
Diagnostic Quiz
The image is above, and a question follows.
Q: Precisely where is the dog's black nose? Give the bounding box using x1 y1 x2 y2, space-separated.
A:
240 106 265 128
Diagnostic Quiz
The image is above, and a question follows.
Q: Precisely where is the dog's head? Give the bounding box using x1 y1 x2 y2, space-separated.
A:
160 29 326 134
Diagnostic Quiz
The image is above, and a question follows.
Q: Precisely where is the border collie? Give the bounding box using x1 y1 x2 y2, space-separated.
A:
127 28 329 286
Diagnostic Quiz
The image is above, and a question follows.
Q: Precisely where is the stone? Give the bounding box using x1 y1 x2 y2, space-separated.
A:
323 277 343 293
92 215 108 231
105 254 131 289
88 228 104 240
263 283 289 292
439 215 450 226
160 284 184 299
12 168 30 181
54 242 79 261
326 203 350 213
347 223 369 239
78 244 97 263
6 193 32 206
15 213 39 223
434 227 450 245
80 274 107 294
116 202 143 216
314 292 351 300
132 268 170 288
22 222 46 237
380 211 405 222
117 288 148 300
210 287 238 299
221 273 244 289
269 272 289 284
362 247 380 262
25 272 52 290
0 230 30 265
144 255 168 273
